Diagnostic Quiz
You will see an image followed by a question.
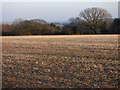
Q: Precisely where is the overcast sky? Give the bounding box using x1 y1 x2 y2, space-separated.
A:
2 2 118 23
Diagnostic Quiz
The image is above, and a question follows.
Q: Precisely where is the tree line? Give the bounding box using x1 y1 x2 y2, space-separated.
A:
1 7 120 36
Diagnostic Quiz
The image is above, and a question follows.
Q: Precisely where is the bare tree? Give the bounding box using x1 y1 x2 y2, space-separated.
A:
80 7 112 33
68 17 82 34
13 18 24 25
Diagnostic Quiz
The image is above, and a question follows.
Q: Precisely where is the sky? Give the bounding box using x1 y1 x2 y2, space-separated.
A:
118 1 120 18
1 1 119 23
1 0 119 2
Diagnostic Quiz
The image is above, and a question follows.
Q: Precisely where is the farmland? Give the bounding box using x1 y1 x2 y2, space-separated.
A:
2 35 119 88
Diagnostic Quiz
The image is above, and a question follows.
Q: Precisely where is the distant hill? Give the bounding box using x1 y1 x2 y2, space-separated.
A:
50 22 64 27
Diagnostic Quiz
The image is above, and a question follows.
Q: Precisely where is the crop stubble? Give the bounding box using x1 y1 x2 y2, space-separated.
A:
1 35 120 88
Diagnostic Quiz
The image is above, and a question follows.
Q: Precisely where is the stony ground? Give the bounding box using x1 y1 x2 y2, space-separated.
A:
1 35 120 88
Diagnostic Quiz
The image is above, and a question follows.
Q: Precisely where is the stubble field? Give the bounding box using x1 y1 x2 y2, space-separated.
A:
2 35 120 88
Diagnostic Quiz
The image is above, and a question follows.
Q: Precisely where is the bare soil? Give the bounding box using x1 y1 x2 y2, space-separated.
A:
1 35 120 88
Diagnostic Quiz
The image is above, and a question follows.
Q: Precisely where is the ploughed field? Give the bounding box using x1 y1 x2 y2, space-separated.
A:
2 35 120 88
